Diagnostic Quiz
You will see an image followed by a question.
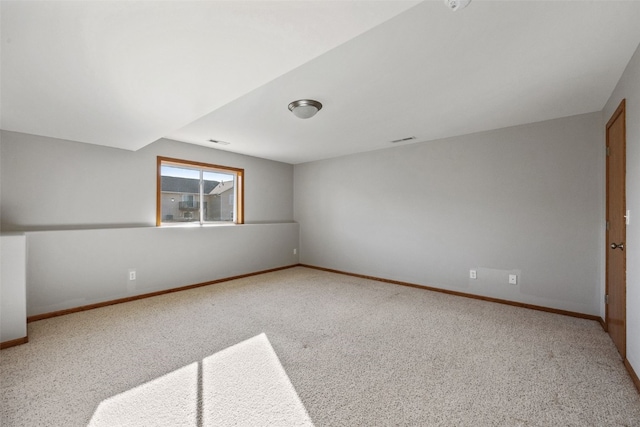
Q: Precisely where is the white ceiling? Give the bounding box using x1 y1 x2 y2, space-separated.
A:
3 1 640 164
0 1 419 151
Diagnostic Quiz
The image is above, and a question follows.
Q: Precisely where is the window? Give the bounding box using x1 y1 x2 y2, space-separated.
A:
157 157 244 226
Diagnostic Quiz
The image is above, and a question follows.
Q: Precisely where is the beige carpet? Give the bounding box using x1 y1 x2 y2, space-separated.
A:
1 266 639 426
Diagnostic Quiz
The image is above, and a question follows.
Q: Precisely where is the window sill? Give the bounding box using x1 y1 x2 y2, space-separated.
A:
158 222 239 228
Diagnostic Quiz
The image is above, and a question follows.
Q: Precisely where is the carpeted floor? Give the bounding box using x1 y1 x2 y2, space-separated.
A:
1 266 639 426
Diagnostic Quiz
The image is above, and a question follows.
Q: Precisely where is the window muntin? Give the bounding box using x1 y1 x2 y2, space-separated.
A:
157 157 244 226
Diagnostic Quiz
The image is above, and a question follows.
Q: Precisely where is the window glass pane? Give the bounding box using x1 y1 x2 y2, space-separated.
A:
203 170 235 222
160 166 201 224
157 158 243 226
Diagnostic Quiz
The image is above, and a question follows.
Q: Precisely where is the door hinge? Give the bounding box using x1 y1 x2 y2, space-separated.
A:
606 221 610 231
605 294 609 304
606 146 610 156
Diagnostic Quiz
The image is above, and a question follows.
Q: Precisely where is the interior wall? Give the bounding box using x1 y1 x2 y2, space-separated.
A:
0 131 294 230
1 234 27 341
26 223 298 317
0 131 298 316
294 112 604 316
603 42 640 374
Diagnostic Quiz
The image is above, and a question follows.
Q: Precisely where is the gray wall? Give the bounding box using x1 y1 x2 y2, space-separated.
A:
603 42 640 375
294 112 604 316
0 131 298 316
26 223 298 316
0 131 293 230
1 234 27 341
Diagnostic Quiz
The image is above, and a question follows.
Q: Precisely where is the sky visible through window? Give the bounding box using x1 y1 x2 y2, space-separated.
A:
161 165 233 183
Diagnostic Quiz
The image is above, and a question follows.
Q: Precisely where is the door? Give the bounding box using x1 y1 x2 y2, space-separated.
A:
606 99 627 358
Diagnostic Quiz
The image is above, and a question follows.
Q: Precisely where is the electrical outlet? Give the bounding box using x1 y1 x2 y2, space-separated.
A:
509 274 517 285
293 248 297 255
469 269 477 279
128 269 136 281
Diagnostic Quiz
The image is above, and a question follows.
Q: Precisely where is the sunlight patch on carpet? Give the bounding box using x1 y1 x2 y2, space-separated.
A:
88 333 313 426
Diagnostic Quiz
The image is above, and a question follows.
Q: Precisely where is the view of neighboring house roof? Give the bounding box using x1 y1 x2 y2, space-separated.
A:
209 181 234 196
161 176 219 194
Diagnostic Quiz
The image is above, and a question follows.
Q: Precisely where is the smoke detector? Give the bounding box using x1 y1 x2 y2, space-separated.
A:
444 0 471 12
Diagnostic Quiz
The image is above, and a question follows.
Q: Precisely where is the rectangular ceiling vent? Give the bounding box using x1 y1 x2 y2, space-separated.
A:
208 139 230 146
390 136 416 144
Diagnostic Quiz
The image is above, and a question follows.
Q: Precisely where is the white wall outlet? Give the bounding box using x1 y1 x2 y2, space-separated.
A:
509 274 517 285
128 269 136 281
293 248 297 255
469 269 477 279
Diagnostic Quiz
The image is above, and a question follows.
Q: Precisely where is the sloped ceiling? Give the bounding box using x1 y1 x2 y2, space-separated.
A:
3 1 640 164
0 1 419 151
